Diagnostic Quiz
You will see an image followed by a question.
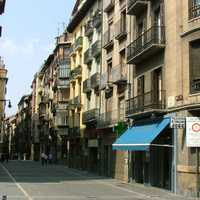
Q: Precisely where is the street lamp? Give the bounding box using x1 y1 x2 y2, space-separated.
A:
0 99 12 108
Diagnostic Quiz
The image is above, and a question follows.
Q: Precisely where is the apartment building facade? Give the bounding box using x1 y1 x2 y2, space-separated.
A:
67 0 102 170
111 0 200 197
98 0 128 180
0 58 7 154
15 95 32 160
31 32 71 162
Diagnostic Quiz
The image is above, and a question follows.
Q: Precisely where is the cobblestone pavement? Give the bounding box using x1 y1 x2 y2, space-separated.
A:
0 161 196 200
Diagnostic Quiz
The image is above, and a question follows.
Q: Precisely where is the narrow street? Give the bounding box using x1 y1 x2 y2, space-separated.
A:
0 161 192 200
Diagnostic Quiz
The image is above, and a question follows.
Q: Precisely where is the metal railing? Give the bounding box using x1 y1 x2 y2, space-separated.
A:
85 20 93 36
93 9 102 28
70 65 82 80
92 40 101 57
98 109 125 128
83 78 91 93
110 63 127 83
58 67 71 79
128 0 148 10
189 4 200 19
91 72 100 89
82 108 100 124
57 79 70 89
125 90 166 116
84 48 93 64
74 36 83 50
127 26 165 62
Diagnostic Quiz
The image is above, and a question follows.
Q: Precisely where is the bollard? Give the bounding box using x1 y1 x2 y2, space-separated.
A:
2 195 7 200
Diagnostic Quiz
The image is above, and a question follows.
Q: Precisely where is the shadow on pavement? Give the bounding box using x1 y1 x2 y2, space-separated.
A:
0 160 112 184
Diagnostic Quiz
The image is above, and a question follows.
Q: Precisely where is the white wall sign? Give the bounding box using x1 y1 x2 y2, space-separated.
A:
186 117 200 147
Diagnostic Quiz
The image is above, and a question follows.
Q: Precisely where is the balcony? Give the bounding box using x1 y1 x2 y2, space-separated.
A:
127 26 165 64
55 113 69 127
85 20 93 37
93 9 102 28
100 72 108 90
74 36 83 51
91 72 100 89
115 19 127 41
58 57 70 65
58 67 71 79
189 4 200 19
110 63 127 84
127 0 148 16
125 90 166 118
103 30 114 49
70 65 82 80
83 78 91 93
92 40 101 58
69 44 75 56
69 96 81 110
82 108 99 124
57 79 70 89
98 109 125 128
40 94 50 104
84 48 93 64
104 0 115 13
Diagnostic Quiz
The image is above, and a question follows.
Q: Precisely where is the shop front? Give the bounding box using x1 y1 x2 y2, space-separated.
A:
113 117 174 191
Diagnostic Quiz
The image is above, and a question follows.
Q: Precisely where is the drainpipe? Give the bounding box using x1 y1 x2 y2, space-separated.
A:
197 147 199 197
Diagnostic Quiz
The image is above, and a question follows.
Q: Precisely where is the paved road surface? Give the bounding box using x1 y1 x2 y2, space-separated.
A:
0 161 194 200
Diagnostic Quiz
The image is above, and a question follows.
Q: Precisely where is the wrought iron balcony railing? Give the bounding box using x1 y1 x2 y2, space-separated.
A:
98 109 125 128
104 0 115 13
57 79 70 89
55 102 69 111
91 72 100 89
58 67 71 79
84 48 93 64
115 19 127 40
103 29 114 48
189 4 200 19
70 65 82 80
127 0 148 15
92 40 101 58
82 108 100 124
127 26 165 64
110 63 127 84
125 90 166 116
69 44 75 56
83 78 91 93
58 57 70 65
74 36 83 51
55 113 69 127
93 9 102 28
85 20 93 37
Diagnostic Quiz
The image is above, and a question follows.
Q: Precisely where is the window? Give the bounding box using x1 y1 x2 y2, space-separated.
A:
189 0 200 19
190 40 200 93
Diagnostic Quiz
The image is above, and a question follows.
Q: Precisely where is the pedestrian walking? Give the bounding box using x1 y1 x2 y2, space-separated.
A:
48 153 53 164
41 152 45 166
44 153 48 166
5 153 9 163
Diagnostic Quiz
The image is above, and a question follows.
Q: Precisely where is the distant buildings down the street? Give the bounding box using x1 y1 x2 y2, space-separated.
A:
5 0 200 198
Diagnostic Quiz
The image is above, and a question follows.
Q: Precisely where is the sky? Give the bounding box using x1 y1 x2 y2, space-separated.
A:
0 0 75 116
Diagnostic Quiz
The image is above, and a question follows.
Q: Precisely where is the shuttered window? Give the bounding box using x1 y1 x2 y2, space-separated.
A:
190 39 200 93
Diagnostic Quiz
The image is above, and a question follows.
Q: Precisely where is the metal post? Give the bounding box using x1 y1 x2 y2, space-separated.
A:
173 127 177 194
197 147 199 198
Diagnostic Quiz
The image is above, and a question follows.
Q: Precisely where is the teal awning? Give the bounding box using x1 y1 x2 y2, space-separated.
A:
112 118 170 151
